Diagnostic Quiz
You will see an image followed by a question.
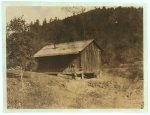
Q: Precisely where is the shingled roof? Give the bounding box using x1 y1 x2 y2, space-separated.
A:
33 39 96 58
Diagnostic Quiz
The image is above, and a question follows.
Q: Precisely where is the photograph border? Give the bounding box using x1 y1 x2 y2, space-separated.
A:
2 1 148 113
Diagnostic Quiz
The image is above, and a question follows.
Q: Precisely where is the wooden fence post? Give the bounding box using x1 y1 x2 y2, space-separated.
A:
20 66 24 88
81 72 84 79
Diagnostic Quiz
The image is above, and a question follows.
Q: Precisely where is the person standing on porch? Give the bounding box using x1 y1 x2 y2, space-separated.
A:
71 64 77 79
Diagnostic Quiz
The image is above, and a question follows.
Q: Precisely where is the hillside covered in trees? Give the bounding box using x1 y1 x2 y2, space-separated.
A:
6 7 143 68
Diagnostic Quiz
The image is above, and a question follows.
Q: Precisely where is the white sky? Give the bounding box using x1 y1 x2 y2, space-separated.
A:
6 6 94 24
6 5 142 25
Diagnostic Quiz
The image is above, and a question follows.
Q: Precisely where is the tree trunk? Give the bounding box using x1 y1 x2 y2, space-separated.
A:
20 66 24 108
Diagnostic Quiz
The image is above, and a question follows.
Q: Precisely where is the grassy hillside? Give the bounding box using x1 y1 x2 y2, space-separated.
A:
7 69 143 109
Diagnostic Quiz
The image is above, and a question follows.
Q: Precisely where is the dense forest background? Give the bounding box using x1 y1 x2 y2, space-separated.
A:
6 7 143 68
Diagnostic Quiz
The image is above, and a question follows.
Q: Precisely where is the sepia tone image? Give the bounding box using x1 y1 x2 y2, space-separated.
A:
6 5 143 109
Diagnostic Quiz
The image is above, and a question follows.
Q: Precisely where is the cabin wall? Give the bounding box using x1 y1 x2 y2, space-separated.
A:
63 54 80 73
36 54 80 73
80 42 101 73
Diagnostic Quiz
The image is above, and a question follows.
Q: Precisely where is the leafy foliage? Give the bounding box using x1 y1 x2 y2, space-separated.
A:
7 16 33 68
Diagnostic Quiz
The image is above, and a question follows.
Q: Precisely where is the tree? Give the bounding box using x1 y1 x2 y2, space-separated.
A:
42 18 47 26
7 16 33 82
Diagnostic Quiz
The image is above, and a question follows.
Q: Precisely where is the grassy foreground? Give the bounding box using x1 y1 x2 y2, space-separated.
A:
7 69 143 109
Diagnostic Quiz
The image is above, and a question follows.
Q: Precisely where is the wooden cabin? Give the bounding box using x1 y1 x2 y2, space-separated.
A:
33 39 102 76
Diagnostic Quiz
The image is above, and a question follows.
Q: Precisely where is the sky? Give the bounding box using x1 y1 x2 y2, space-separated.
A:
6 6 94 24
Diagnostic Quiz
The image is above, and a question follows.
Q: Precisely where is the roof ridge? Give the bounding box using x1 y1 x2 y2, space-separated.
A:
47 39 94 46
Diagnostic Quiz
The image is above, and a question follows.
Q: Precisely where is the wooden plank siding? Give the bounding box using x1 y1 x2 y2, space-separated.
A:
63 54 80 73
80 42 101 73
